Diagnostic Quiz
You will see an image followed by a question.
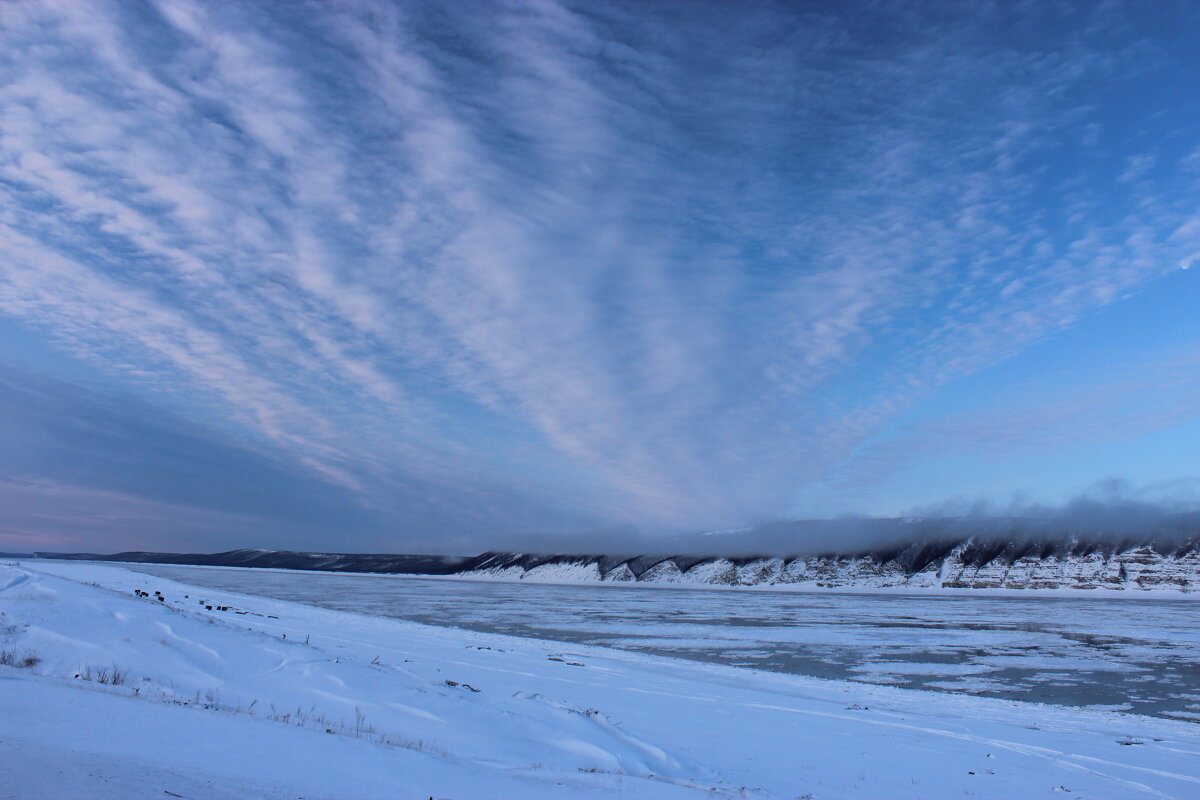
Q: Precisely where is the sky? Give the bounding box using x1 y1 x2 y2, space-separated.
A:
2 0 1199 555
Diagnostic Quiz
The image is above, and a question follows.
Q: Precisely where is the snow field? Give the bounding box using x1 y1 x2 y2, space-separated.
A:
3 560 1200 799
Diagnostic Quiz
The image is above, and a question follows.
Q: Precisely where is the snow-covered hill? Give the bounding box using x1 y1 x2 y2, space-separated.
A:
39 534 1200 592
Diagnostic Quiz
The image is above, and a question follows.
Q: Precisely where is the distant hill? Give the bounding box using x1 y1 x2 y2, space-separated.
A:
31 548 472 575
28 529 1200 592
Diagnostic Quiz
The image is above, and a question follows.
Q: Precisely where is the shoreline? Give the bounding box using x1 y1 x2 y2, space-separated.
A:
72 557 1200 601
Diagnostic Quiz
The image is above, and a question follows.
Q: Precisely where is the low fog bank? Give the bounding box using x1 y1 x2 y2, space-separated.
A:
25 483 1200 562
485 482 1200 558
684 513 1200 559
491 514 1200 560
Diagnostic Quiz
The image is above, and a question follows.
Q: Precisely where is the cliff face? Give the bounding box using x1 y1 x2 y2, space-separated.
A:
457 538 1200 592
33 536 1200 592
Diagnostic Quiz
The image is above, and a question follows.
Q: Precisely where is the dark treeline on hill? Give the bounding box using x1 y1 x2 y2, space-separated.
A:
34 549 475 575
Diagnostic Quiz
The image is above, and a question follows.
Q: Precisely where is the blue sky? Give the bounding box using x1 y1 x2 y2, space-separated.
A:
2 0 1199 553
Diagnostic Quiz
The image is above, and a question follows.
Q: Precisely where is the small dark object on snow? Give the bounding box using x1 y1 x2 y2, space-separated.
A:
445 680 458 686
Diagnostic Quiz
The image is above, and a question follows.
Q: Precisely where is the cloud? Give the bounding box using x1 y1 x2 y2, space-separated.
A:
1 0 1199 547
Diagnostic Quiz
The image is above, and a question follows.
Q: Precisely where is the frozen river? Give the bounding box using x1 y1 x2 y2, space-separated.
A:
122 563 1200 722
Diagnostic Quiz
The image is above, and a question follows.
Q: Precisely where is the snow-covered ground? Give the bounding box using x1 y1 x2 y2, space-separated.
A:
4 560 1200 799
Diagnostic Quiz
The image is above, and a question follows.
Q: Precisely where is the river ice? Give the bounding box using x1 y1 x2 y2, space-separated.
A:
122 562 1200 722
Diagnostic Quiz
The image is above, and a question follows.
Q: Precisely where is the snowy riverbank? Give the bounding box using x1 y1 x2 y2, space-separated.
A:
3 560 1200 799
